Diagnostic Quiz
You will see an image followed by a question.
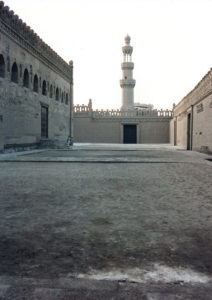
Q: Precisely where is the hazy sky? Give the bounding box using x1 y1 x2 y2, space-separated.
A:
4 0 212 110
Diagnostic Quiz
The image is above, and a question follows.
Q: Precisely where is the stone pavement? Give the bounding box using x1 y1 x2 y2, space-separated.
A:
0 144 212 299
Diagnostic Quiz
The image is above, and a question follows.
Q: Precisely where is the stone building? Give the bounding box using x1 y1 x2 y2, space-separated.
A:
170 68 212 153
74 36 172 144
0 1 73 151
74 101 172 144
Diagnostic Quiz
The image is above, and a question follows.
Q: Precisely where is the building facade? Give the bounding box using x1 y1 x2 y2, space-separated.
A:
74 101 172 144
170 68 212 153
0 2 73 151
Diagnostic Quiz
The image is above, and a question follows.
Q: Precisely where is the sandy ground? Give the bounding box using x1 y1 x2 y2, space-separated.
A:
0 144 212 299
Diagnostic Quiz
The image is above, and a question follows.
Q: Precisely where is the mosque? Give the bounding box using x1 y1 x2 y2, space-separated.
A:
73 35 172 144
0 1 211 152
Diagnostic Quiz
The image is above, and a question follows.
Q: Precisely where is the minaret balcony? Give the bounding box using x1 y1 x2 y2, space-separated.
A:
122 45 133 55
120 79 136 88
121 62 134 70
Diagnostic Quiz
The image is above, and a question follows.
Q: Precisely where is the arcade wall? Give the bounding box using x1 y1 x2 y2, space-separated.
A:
0 1 73 151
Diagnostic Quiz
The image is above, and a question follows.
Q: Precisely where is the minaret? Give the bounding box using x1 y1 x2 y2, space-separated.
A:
120 35 136 110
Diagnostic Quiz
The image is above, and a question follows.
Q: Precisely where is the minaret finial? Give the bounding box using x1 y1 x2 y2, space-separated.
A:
125 34 131 45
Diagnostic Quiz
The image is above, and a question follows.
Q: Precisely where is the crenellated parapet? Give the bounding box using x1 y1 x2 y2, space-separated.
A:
74 104 91 114
92 108 173 119
74 102 173 119
0 1 73 82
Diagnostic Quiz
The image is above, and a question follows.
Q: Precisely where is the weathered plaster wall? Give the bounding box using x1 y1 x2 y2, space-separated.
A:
74 117 121 143
74 115 170 144
192 94 212 152
172 68 212 152
175 112 187 148
140 121 170 143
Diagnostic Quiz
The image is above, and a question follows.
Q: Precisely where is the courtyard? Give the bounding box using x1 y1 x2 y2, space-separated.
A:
0 144 212 299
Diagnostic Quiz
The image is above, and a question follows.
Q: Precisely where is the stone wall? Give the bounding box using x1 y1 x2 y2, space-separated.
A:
74 103 172 144
0 1 73 151
171 68 212 153
74 117 121 143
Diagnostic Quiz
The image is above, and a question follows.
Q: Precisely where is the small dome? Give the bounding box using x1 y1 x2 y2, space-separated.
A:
125 34 131 45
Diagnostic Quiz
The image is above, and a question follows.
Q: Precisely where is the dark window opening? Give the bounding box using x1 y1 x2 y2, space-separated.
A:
61 92 64 102
65 93 69 105
33 74 38 92
0 54 5 78
42 80 47 96
23 68 29 88
11 62 18 83
56 87 59 100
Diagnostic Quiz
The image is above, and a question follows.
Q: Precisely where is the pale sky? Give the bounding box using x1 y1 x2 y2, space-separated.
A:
4 0 212 110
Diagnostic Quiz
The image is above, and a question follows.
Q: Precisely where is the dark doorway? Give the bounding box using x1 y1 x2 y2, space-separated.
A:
187 113 191 150
123 124 137 144
41 105 48 138
174 120 177 146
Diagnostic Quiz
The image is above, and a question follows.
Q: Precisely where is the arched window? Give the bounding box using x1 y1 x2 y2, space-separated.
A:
61 92 64 102
50 84 53 98
0 54 5 78
42 80 47 96
33 74 38 92
65 93 69 105
56 87 59 100
23 68 29 88
11 62 18 83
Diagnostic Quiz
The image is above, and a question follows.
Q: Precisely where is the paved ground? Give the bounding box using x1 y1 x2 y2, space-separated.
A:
0 144 212 299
